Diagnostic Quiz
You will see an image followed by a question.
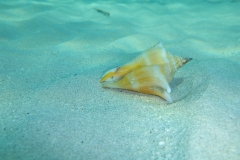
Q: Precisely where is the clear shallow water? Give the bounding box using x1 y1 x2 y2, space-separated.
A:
0 0 240 160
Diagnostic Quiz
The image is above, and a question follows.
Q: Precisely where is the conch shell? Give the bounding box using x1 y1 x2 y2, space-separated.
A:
100 42 192 102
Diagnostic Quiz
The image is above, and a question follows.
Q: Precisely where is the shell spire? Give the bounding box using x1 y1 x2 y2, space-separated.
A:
100 42 192 102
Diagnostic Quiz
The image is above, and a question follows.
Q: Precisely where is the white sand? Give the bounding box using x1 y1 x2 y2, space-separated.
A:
0 0 240 159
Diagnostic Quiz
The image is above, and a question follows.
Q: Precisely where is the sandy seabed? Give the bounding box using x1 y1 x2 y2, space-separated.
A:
0 0 240 159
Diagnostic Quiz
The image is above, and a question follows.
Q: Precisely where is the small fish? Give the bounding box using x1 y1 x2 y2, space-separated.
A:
94 8 110 17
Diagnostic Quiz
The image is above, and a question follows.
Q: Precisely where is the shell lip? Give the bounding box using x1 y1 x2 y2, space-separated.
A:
100 76 106 83
100 78 106 83
100 72 113 83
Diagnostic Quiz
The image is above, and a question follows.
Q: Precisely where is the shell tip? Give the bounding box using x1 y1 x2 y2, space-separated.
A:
183 57 193 64
156 42 164 48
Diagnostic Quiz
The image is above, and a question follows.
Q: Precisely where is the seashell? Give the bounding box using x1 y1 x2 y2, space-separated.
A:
100 42 190 83
100 42 192 102
102 64 172 102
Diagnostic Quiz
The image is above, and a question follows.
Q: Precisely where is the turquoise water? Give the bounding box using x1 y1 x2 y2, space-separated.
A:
0 0 240 160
